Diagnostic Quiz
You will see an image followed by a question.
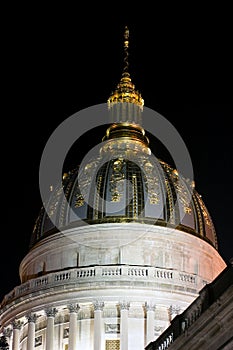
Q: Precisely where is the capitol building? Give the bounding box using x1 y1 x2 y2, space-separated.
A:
0 28 226 350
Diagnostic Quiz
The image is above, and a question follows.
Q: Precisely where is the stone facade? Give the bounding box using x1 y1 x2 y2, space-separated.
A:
0 224 226 349
0 29 227 348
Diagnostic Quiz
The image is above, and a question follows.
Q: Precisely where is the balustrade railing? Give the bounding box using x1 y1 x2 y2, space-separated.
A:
1 265 201 308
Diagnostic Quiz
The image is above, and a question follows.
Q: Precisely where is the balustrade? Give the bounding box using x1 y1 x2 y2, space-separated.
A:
1 265 200 308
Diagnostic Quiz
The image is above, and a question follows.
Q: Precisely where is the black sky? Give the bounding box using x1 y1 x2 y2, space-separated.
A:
1 6 232 301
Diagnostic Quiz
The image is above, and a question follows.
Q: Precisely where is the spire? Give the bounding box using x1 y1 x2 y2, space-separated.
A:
107 26 144 110
103 27 149 148
123 26 129 75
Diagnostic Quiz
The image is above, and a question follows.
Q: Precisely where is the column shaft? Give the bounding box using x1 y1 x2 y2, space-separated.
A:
120 309 129 350
58 320 64 350
146 310 155 345
94 310 102 350
12 328 20 350
68 312 77 350
46 317 54 350
27 322 35 350
45 308 57 350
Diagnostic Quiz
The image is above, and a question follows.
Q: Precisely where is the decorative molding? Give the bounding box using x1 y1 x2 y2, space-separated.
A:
1 263 210 309
109 159 125 202
93 300 104 311
26 313 37 323
3 327 12 338
68 304 80 313
145 302 156 312
35 335 42 347
105 323 120 334
63 328 69 338
12 320 23 330
119 301 130 310
169 305 181 316
143 161 160 205
75 193 85 208
179 273 196 283
45 307 58 318
154 325 164 333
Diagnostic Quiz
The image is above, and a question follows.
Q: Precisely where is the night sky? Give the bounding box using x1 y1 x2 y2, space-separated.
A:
1 7 232 302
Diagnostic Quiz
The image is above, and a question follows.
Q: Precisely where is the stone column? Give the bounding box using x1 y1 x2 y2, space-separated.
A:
12 320 23 350
45 308 58 350
68 304 80 350
145 303 155 345
120 301 130 350
58 315 64 350
26 313 37 350
22 340 27 350
93 300 104 350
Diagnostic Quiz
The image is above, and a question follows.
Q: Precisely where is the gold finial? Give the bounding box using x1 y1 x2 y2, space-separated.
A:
123 26 129 74
107 26 144 109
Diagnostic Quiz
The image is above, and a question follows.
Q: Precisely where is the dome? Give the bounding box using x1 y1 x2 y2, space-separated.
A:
31 26 217 252
31 130 217 250
1 27 226 350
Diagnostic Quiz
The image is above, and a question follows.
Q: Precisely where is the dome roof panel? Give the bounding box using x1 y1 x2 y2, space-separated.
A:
30 140 218 250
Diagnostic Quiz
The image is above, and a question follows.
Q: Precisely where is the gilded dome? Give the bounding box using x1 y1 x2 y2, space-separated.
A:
30 27 218 251
31 133 218 249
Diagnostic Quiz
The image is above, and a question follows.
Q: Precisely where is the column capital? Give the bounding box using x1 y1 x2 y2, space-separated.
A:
26 313 38 323
93 300 104 311
45 307 58 318
68 304 80 313
145 302 156 312
12 320 23 330
3 327 13 337
169 304 181 316
119 301 130 310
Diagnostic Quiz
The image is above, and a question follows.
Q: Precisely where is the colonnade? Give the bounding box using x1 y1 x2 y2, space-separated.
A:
2 301 159 349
